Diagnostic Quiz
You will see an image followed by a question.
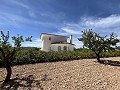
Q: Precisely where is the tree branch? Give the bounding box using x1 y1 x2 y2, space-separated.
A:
0 47 5 58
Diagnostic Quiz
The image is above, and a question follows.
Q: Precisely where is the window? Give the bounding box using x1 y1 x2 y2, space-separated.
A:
64 46 67 51
49 37 51 40
58 46 61 51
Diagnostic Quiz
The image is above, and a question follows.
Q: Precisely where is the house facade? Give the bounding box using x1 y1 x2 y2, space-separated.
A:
40 33 75 52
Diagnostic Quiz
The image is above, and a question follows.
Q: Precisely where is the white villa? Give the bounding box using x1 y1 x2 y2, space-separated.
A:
40 33 75 52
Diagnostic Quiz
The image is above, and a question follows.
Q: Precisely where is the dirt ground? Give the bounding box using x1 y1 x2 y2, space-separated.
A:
0 57 120 90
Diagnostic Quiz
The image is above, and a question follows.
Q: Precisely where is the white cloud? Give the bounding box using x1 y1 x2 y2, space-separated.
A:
51 31 69 36
58 14 120 35
22 38 42 48
73 39 83 48
61 27 80 34
10 0 30 9
0 11 59 28
82 15 120 29
52 14 120 48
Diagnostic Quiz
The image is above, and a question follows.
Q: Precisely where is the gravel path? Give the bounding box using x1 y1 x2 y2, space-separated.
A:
0 57 120 90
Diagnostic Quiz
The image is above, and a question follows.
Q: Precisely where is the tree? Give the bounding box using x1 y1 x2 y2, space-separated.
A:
78 29 120 62
0 31 32 83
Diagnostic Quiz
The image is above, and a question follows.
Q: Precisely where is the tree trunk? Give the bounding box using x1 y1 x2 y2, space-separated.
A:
4 64 12 83
96 54 101 63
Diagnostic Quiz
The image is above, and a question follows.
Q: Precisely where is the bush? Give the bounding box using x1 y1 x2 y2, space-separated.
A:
1 48 120 66
29 49 47 63
13 50 31 65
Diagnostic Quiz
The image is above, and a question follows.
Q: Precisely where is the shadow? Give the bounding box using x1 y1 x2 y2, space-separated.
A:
0 74 51 90
96 59 120 66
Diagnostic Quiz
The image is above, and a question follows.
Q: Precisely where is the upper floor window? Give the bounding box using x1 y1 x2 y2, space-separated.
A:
49 37 51 40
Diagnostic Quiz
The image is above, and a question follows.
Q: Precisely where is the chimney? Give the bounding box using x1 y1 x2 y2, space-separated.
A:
70 35 72 44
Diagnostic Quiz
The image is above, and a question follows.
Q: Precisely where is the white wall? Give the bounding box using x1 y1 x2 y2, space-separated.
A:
68 45 74 51
41 36 51 51
51 44 74 51
41 35 68 51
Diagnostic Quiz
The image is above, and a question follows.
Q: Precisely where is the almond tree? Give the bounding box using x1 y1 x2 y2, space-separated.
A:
0 31 32 83
78 29 120 62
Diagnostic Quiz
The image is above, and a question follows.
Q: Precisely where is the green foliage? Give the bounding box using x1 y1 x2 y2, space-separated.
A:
78 29 120 61
0 31 9 44
12 34 32 47
0 31 32 65
1 48 120 66
79 29 119 53
0 31 32 83
28 48 46 63
13 50 30 65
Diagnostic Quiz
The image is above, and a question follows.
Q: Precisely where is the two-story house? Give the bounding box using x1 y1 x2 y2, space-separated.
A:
40 33 75 52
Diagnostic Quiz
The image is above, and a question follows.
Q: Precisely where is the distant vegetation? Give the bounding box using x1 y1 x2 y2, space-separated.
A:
1 48 120 67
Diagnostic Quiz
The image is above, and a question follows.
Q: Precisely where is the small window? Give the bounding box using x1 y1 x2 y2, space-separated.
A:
58 46 61 51
49 37 51 40
64 46 67 51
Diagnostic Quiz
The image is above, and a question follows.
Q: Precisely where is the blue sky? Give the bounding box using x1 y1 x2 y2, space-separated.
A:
0 0 120 48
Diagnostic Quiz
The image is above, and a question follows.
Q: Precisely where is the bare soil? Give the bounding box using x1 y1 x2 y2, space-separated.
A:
0 57 120 90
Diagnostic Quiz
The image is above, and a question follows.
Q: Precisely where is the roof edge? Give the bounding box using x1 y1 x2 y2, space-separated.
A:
51 43 75 46
40 33 69 39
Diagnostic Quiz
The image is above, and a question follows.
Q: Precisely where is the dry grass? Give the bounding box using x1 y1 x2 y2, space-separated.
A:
0 57 120 90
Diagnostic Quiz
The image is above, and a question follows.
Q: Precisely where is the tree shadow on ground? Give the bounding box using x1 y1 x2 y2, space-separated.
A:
96 59 120 66
0 74 51 90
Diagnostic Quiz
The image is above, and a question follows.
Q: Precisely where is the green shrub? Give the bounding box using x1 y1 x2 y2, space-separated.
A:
13 50 31 65
29 49 47 63
1 48 120 67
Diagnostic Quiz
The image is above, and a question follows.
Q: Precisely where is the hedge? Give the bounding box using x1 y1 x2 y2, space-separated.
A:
1 48 120 66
